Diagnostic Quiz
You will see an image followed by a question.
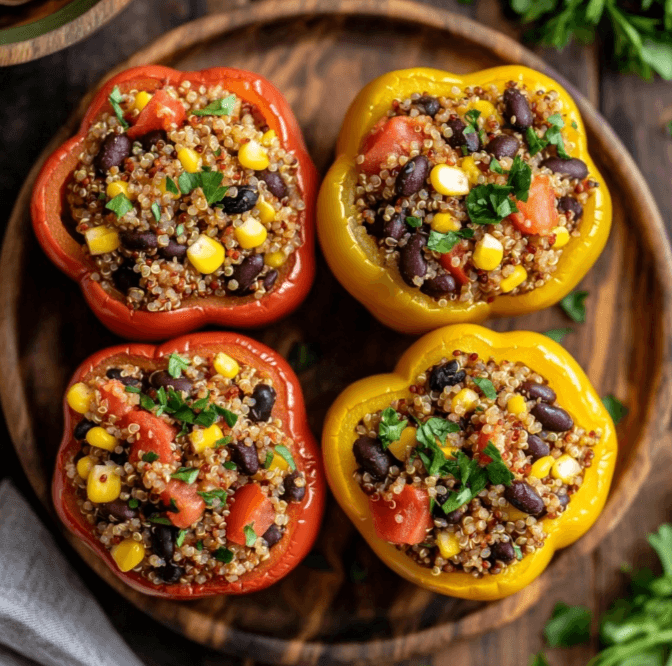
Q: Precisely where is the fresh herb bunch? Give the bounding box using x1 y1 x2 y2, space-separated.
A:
508 0 672 80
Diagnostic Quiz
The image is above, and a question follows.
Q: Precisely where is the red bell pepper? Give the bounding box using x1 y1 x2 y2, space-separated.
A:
32 66 318 341
440 242 470 286
369 485 433 545
509 175 558 235
227 484 276 546
53 332 325 598
360 116 423 174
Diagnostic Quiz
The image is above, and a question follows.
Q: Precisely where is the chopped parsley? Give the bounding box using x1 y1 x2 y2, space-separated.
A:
165 177 179 195
105 193 133 219
466 183 518 225
560 290 589 323
151 202 161 222
378 407 408 449
472 376 497 400
196 540 203 551
178 170 229 205
571 120 578 130
602 395 628 425
176 530 187 547
244 523 257 547
197 489 227 506
427 228 474 254
512 543 523 561
148 516 172 525
214 547 233 563
192 95 236 117
215 436 232 448
175 223 184 236
264 450 274 468
224 461 237 470
489 156 505 174
507 155 532 201
481 442 514 486
125 385 141 394
108 86 129 129
167 353 190 378
543 327 573 344
170 466 199 484
462 109 485 144
274 444 296 471
406 216 423 228
526 113 570 159
142 451 159 463
128 498 139 509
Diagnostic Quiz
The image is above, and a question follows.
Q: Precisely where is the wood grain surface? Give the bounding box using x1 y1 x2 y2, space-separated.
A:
1 1 672 665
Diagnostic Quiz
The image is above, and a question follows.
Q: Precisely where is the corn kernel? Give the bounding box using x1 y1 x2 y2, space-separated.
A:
268 451 290 473
111 538 145 572
178 147 200 173
460 156 481 186
430 164 470 196
238 140 270 170
235 218 268 249
255 199 275 224
87 465 121 503
437 531 462 559
530 455 555 479
551 226 570 248
264 251 286 268
500 265 528 293
159 177 180 199
441 446 459 459
386 426 417 460
133 91 153 111
473 233 504 271
106 180 132 200
504 503 530 521
190 423 224 454
85 226 121 255
67 382 93 414
451 388 479 413
186 234 225 274
552 454 582 483
431 212 461 233
467 99 504 125
261 129 277 146
76 455 95 480
213 352 239 379
507 395 527 416
86 427 119 452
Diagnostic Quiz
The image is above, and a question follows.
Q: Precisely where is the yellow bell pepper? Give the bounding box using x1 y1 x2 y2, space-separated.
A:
317 66 612 334
322 324 617 600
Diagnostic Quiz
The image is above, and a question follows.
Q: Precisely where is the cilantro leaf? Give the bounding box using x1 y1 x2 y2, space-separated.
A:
213 405 238 427
545 114 571 159
142 451 159 463
214 547 233 563
139 393 156 411
406 216 423 228
560 290 589 323
105 193 133 219
489 156 505 174
544 327 573 344
482 442 514 486
165 177 179 195
526 127 548 156
216 436 232 448
196 540 203 551
197 489 227 506
473 376 497 400
108 86 129 129
513 543 523 561
149 516 172 525
602 395 629 425
264 450 274 468
274 444 296 471
244 523 257 547
125 385 141 394
167 353 190 378
466 184 518 225
198 170 229 205
170 466 199 484
224 461 237 470
427 228 474 254
176 530 186 547
128 498 139 509
192 94 236 117
648 524 672 576
378 407 408 449
507 155 532 201
151 202 161 222
543 602 592 647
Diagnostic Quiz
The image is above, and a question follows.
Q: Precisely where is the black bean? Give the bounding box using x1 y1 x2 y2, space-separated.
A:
113 264 140 293
395 155 430 196
283 470 306 503
504 480 545 515
258 170 287 200
503 88 533 129
158 240 187 261
385 212 408 240
353 435 394 481
521 380 556 404
109 451 127 465
100 499 138 522
156 563 184 584
540 157 588 180
230 441 259 475
250 384 276 422
230 254 264 295
428 360 466 392
490 541 516 564
420 273 457 298
263 524 284 547
399 232 427 287
486 134 520 159
221 186 258 214
526 434 550 462
558 196 583 221
119 230 158 252
444 506 466 524
151 525 176 561
94 133 132 174
417 95 440 117
557 493 570 510
74 419 96 441
105 368 141 388
149 370 193 395
446 117 480 153
139 130 167 152
263 270 278 292
531 403 574 432
141 503 160 519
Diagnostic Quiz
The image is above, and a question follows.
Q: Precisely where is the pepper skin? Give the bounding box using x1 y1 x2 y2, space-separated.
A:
317 66 611 334
322 324 617 600
53 332 325 598
32 66 317 340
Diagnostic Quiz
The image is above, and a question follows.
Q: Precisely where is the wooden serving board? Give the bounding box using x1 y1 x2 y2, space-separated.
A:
2 0 672 663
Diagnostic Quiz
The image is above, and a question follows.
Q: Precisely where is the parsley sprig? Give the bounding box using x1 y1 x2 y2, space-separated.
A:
192 95 236 117
108 86 129 129
526 113 570 159
427 228 474 254
178 169 229 205
378 408 408 449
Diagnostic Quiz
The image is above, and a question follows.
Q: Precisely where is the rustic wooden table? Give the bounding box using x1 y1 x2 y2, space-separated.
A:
1 0 671 664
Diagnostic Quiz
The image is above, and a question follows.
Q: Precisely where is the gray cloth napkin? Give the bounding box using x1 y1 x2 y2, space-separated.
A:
0 479 145 666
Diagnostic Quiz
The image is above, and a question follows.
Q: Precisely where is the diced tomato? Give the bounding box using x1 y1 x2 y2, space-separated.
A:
369 485 433 545
227 484 275 546
477 429 495 465
439 242 469 286
123 410 177 464
509 175 558 235
161 480 205 529
360 116 423 174
127 90 186 139
98 380 136 419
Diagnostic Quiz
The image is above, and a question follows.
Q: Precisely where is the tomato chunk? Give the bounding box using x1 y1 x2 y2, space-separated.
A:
98 380 136 419
369 485 433 545
227 484 275 546
439 242 469 286
477 429 495 465
127 90 186 139
360 116 423 174
161 480 205 529
123 410 177 464
509 175 558 235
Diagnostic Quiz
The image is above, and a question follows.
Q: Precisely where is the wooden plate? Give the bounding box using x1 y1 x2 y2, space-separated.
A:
2 0 671 663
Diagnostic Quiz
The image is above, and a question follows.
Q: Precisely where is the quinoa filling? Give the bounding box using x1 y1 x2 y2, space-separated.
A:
353 351 600 577
65 81 305 312
66 351 306 586
353 83 597 304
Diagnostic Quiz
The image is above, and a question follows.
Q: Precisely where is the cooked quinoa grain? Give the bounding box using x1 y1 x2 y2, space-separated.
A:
353 351 600 577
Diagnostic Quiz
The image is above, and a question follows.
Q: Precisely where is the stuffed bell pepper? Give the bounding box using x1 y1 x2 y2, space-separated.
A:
317 66 611 334
54 332 325 598
32 66 317 340
322 324 616 600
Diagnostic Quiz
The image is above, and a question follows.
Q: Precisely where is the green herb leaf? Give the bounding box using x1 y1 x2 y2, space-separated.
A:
199 170 230 205
170 466 199 484
165 177 179 195
108 86 129 129
224 461 237 470
149 516 172 525
176 530 187 547
473 376 497 400
105 193 133 219
507 155 532 201
175 223 185 236
482 442 514 486
140 393 156 411
544 327 573 344
192 94 236 117
213 405 238 427
525 127 548 157
151 202 161 222
264 450 274 468
215 436 232 448
274 444 296 472
196 540 203 551
378 407 408 449
602 395 628 425
214 547 233 563
427 228 475 254
191 391 211 411
142 451 159 463
214 148 222 157
544 114 571 159
489 157 505 174
244 523 257 547
197 489 227 506
466 183 517 225
543 602 592 647
560 290 589 323
571 120 578 130
178 171 200 195
128 498 139 509
167 353 190 378
648 524 672 575
513 543 523 560
125 385 141 394
406 216 423 228
528 652 550 666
